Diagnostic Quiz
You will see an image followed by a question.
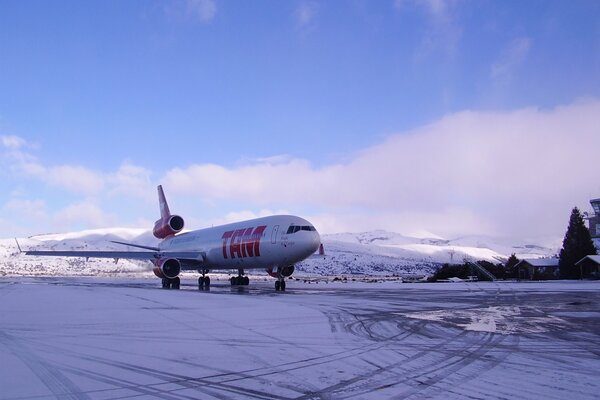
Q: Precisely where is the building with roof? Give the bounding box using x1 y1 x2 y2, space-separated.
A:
575 255 600 280
587 198 600 240
515 258 560 280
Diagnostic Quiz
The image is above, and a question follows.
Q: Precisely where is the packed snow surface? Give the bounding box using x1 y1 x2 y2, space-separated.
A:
1 278 599 399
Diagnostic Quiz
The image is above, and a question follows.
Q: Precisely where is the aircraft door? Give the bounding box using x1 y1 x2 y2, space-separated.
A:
271 225 279 244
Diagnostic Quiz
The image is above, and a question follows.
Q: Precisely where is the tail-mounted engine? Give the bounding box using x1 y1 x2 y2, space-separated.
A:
266 265 295 278
153 215 184 239
153 258 181 279
153 185 184 239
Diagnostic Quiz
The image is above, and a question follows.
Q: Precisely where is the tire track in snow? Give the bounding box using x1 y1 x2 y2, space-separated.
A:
0 330 90 400
297 283 519 399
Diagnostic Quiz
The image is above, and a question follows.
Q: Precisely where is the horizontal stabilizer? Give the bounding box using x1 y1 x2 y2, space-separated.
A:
111 240 160 251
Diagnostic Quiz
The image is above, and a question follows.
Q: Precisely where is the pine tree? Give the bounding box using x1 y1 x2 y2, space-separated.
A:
559 207 598 279
504 253 519 279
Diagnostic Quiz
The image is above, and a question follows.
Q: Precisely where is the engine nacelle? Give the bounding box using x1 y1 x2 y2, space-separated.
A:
153 215 185 239
153 258 181 279
266 265 295 278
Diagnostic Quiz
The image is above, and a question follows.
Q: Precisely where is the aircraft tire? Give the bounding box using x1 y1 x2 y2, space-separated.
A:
281 280 286 291
275 281 281 291
198 277 204 289
172 277 180 290
243 276 249 285
162 278 170 289
205 276 210 287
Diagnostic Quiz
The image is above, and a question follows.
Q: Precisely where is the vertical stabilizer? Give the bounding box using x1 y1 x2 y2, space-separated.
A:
157 185 171 219
153 185 185 239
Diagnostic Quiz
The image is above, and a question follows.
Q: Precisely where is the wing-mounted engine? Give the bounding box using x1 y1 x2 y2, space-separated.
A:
153 215 184 239
153 258 181 279
266 265 295 278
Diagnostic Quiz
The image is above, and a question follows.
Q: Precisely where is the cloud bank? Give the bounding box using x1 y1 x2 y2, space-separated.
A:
163 99 600 240
2 99 599 242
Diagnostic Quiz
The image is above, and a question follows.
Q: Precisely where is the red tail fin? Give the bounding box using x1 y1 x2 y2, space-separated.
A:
153 185 185 239
157 185 171 220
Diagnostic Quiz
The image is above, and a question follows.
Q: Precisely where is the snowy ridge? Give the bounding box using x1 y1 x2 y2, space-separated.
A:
0 229 160 277
0 228 557 277
298 230 556 276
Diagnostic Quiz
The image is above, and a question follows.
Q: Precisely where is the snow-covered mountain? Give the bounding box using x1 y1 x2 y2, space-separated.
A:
297 230 556 276
0 228 557 277
0 229 159 277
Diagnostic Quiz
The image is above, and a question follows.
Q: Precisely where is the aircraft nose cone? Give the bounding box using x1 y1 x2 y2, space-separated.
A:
311 231 321 253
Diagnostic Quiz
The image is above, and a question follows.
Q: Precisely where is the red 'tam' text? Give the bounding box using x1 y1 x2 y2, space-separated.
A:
221 225 267 259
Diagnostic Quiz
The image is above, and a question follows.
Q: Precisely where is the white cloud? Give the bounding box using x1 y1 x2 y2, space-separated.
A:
163 99 600 240
296 1 319 28
0 135 26 149
53 200 117 228
491 37 532 82
395 0 450 20
3 198 48 221
108 162 154 201
185 0 216 22
166 0 217 23
395 0 462 58
2 144 154 197
200 209 291 228
9 161 105 195
1 197 116 235
425 0 450 19
3 99 599 242
44 165 106 195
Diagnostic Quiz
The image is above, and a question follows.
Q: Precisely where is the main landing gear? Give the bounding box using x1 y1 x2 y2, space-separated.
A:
275 278 286 291
198 269 211 290
230 269 249 286
198 276 211 290
230 276 250 285
162 277 180 289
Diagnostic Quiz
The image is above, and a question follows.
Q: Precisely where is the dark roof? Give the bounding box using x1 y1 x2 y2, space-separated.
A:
575 255 600 266
515 258 559 268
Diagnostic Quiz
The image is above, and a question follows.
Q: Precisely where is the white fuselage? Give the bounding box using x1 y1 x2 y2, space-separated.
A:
159 215 321 271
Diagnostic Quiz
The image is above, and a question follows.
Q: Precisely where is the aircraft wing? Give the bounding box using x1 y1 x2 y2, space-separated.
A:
25 250 158 260
24 250 207 263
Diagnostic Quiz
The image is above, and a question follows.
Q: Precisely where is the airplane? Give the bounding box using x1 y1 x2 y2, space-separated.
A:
25 185 322 291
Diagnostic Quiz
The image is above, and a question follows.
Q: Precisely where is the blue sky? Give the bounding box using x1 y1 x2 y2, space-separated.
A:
1 0 600 243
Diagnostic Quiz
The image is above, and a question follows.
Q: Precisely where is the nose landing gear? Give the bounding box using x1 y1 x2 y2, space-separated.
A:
267 266 292 292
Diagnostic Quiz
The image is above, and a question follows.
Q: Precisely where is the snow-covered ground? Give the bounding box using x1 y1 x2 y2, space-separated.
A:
0 228 558 277
1 277 599 399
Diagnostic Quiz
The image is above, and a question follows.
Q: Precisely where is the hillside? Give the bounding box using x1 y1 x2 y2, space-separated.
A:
0 228 557 277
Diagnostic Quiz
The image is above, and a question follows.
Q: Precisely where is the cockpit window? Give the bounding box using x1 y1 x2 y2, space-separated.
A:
286 225 316 234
